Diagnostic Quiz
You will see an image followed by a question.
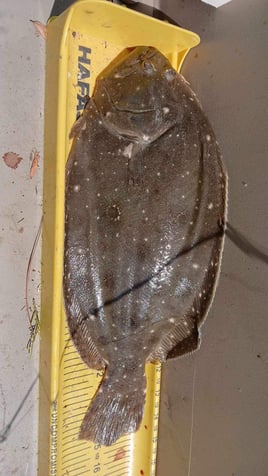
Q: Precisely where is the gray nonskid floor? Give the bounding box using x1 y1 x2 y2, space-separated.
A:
0 1 267 475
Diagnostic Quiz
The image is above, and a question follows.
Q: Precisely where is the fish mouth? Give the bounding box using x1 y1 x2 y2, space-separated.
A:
94 85 156 142
102 83 155 114
98 115 150 143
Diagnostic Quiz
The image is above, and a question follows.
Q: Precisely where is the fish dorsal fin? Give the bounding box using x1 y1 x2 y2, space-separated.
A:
65 297 105 370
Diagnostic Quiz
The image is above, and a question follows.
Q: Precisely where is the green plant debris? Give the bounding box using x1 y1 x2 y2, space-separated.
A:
27 298 40 353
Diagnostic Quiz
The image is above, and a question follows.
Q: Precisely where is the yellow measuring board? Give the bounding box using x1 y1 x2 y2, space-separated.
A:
39 1 199 475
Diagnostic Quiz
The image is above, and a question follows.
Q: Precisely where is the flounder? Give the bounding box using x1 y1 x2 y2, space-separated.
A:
63 46 227 446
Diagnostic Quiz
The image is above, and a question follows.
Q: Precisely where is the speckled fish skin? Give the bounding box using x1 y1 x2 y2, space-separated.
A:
63 46 227 446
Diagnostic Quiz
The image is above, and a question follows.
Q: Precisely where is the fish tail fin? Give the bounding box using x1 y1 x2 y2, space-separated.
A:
79 367 146 446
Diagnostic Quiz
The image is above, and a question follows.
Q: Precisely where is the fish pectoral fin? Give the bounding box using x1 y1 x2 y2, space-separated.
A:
147 317 199 363
69 113 88 139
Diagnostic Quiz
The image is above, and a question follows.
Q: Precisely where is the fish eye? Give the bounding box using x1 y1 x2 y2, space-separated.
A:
164 69 176 81
141 61 156 75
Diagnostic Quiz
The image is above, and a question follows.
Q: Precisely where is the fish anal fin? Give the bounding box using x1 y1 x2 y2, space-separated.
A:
167 326 199 359
69 113 87 139
147 317 199 363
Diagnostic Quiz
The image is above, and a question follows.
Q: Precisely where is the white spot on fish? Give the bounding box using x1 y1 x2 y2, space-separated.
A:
73 185 80 192
169 318 175 324
123 143 133 159
208 202 214 210
192 263 199 269
163 107 170 114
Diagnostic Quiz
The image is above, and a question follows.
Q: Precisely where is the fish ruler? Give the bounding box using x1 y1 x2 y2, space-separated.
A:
39 2 199 475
